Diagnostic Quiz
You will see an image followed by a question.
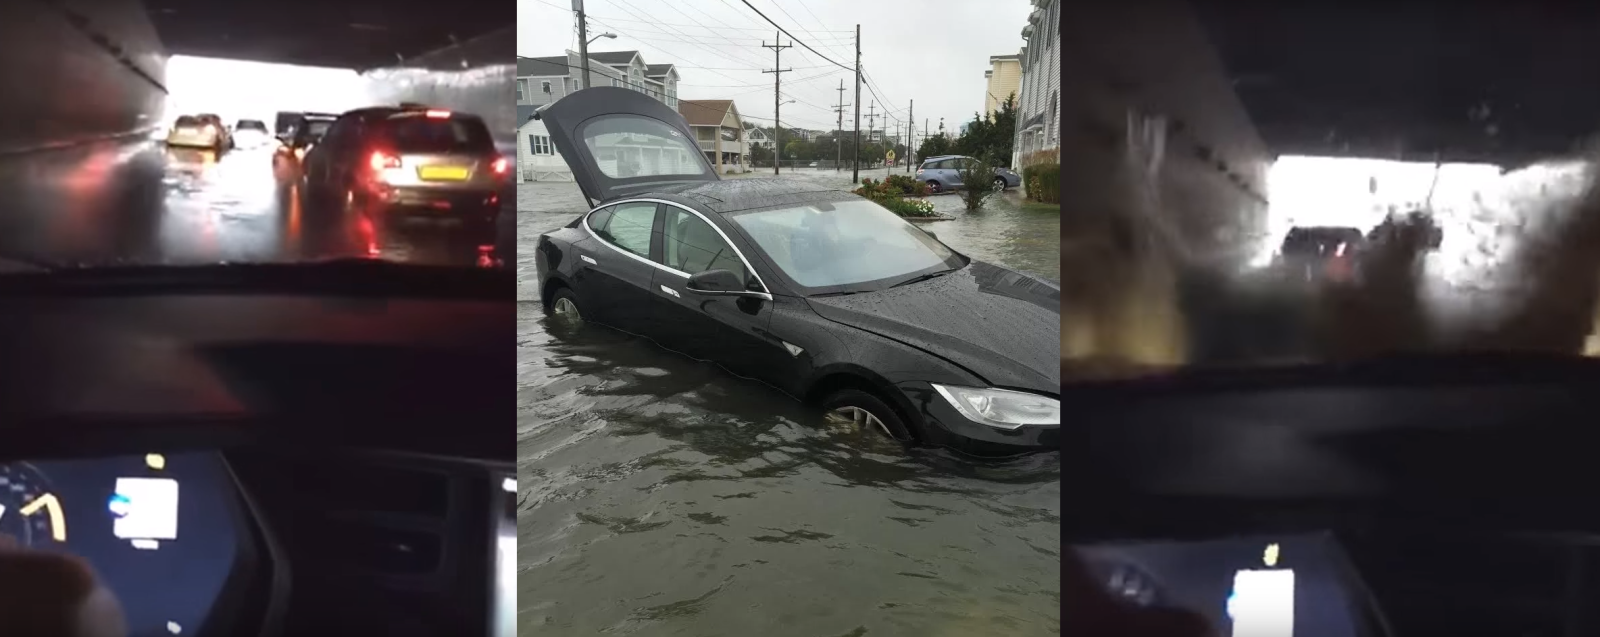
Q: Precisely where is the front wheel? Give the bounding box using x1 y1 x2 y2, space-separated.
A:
821 388 912 441
993 176 1007 190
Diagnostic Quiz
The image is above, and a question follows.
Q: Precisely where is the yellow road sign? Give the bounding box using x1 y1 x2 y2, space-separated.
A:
885 149 896 164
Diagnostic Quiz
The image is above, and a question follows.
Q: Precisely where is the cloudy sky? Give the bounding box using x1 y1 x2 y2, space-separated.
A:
519 0 1033 140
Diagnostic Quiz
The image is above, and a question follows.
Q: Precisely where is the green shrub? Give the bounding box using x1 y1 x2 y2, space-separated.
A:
853 178 937 217
1021 162 1060 204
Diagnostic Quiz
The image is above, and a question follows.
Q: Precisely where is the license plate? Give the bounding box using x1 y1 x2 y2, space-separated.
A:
418 166 470 181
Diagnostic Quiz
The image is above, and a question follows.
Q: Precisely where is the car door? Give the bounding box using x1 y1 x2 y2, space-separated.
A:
573 201 661 333
945 158 969 189
649 204 791 387
533 86 719 208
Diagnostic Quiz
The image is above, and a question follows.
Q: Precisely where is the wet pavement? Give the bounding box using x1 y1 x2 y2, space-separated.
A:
518 168 1062 636
0 138 514 268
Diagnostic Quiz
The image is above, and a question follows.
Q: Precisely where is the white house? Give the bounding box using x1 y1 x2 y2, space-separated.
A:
518 116 573 182
1013 0 1061 168
516 50 682 181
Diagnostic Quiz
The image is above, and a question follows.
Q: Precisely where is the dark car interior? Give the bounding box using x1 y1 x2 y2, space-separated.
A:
1067 354 1600 637
0 262 512 637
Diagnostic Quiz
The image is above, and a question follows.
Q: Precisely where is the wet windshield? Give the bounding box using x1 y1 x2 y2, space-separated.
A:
731 199 963 290
13 19 513 272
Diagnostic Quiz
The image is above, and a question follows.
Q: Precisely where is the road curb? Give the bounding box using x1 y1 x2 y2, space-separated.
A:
0 128 162 159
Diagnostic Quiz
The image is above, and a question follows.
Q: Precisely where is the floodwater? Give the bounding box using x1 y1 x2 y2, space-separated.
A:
518 167 1062 636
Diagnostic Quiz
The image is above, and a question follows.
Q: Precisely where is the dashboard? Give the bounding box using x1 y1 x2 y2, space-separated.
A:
5 447 513 637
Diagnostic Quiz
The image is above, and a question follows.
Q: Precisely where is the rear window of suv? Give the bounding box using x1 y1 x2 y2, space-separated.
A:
174 116 202 127
381 115 494 153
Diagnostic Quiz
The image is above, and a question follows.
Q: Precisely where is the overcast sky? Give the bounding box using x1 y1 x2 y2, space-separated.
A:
519 0 1032 140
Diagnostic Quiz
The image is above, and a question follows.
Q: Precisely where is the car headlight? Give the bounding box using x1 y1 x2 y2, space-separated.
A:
930 384 1059 429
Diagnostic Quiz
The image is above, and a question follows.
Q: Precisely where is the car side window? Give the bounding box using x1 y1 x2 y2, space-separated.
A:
662 208 749 286
595 202 656 258
586 206 614 235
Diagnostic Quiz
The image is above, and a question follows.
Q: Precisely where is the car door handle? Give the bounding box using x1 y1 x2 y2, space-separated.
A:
580 255 597 265
659 284 680 298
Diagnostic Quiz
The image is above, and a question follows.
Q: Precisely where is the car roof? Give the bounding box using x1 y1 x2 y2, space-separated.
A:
659 179 853 214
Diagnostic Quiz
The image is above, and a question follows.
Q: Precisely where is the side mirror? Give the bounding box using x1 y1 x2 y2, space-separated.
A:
685 269 748 295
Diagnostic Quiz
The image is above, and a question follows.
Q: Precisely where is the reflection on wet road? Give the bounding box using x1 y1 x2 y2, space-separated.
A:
519 169 1061 636
0 139 513 267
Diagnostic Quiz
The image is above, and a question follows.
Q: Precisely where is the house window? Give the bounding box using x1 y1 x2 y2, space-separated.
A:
516 80 526 101
612 78 622 88
529 135 552 155
541 80 552 95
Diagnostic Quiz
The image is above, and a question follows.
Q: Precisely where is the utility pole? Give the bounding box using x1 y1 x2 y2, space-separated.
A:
833 79 849 172
866 101 876 160
906 99 913 173
892 122 900 168
762 32 793 176
574 0 592 89
852 24 861 183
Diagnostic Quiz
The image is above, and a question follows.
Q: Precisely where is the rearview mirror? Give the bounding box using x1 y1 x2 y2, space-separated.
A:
685 269 748 295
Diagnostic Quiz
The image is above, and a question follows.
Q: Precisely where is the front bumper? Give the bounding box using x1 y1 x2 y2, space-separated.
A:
895 381 1058 457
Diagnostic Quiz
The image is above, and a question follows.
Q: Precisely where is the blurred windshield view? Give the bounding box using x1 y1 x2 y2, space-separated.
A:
4 1 513 270
1062 1 1600 376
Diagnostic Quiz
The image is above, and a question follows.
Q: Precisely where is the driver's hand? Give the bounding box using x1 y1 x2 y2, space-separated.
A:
1065 548 1217 637
0 535 127 637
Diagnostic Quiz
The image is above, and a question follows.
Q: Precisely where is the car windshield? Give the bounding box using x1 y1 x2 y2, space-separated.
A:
15 43 512 272
729 199 964 292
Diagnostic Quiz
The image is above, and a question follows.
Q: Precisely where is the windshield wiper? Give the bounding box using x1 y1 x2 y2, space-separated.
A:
890 268 956 289
810 290 859 297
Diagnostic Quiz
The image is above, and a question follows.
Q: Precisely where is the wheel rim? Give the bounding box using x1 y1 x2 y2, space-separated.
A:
928 181 941 193
552 297 582 322
994 177 1006 189
827 406 891 437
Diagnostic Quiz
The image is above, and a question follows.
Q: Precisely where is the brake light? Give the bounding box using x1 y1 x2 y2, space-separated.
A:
425 110 451 119
369 151 401 170
491 157 509 175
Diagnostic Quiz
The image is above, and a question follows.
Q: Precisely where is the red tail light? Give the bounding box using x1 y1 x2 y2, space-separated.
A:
491 157 509 175
425 110 452 119
369 151 401 171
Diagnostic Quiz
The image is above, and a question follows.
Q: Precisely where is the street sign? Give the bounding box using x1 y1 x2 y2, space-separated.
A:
885 149 896 165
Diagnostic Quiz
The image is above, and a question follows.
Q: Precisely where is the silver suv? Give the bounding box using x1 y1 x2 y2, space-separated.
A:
301 105 509 234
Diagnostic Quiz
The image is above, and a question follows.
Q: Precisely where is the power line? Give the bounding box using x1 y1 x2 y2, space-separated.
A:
734 0 853 72
530 0 852 34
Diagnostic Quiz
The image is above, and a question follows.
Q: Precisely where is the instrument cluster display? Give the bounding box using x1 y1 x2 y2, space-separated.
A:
3 452 243 636
1077 533 1362 637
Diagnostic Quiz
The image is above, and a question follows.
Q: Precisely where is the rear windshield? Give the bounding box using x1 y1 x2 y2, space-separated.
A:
236 120 267 131
381 116 494 153
1281 227 1364 255
174 116 202 127
303 119 334 139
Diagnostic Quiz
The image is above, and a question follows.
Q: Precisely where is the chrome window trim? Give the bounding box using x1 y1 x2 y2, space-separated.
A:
581 198 775 301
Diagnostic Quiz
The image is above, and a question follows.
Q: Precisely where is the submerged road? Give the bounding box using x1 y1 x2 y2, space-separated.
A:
0 138 514 269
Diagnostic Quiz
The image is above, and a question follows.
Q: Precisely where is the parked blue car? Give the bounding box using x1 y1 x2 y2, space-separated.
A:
915 155 1022 193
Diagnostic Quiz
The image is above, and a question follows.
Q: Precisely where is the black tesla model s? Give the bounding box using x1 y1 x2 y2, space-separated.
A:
532 87 1060 457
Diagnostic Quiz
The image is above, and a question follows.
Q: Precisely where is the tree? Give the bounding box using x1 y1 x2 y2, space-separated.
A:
917 133 952 162
951 93 1018 168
